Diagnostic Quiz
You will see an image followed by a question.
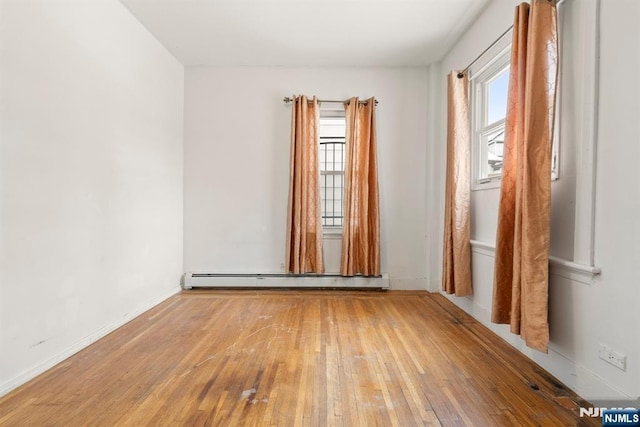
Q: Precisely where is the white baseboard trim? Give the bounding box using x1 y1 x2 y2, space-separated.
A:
441 292 632 402
183 273 390 289
0 286 181 397
389 277 428 291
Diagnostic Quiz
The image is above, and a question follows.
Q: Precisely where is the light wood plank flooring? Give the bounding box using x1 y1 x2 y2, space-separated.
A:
0 290 598 426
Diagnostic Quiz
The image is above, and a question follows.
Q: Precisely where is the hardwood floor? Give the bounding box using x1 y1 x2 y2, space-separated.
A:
0 290 598 426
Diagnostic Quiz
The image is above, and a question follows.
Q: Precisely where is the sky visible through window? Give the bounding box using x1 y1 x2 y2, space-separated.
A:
488 68 510 124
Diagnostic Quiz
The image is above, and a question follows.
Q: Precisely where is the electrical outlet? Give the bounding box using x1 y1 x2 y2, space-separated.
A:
599 344 627 371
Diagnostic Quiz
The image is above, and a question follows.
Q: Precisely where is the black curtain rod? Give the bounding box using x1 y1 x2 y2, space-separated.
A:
283 97 378 106
457 0 565 78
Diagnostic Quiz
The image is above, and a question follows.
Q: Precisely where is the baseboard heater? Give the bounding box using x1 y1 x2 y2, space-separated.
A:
182 273 390 290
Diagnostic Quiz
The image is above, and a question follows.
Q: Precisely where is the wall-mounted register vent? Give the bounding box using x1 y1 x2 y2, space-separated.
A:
182 273 390 290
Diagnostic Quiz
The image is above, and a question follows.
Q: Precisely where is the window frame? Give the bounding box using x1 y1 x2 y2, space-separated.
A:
466 0 601 281
318 108 346 235
470 39 560 191
470 46 511 190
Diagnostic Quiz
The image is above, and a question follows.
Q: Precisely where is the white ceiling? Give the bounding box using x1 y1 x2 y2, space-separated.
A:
120 0 490 67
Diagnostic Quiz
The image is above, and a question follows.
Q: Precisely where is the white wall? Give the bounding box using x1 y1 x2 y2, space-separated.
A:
0 0 184 395
184 67 429 289
431 0 640 401
592 0 640 399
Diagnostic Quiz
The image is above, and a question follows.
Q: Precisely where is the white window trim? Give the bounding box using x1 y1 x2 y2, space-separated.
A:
318 105 346 235
470 45 510 190
322 227 343 238
567 0 600 269
467 0 602 279
470 36 560 191
470 239 601 285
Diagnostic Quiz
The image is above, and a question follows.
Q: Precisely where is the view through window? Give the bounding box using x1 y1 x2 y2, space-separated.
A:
318 114 345 228
476 62 510 182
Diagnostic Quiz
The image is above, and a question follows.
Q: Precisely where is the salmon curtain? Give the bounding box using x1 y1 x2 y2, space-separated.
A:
285 95 324 274
491 0 558 352
442 72 472 297
341 97 380 276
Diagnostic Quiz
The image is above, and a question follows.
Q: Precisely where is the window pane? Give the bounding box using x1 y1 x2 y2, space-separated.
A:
319 144 326 171
319 173 344 227
319 117 345 138
320 140 343 171
484 128 505 177
319 115 345 227
487 68 510 124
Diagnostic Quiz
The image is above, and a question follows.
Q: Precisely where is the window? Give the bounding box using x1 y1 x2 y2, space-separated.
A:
318 112 345 230
471 47 510 187
471 44 559 189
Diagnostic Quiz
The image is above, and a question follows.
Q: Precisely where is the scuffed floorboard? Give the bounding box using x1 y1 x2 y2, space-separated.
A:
0 290 600 426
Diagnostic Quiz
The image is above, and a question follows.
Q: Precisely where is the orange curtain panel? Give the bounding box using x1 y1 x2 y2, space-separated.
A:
442 71 472 297
491 0 558 352
285 95 324 274
340 97 380 277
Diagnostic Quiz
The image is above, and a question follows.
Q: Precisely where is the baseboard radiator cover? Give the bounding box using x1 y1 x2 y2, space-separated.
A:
182 273 390 290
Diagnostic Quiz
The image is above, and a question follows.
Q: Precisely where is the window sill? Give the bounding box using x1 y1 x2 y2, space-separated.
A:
469 239 601 285
472 178 502 191
323 228 343 239
473 173 559 191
